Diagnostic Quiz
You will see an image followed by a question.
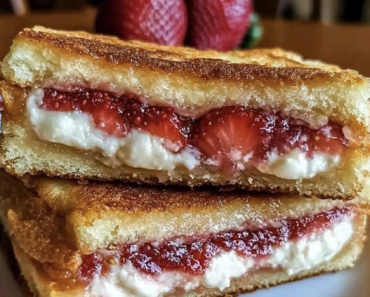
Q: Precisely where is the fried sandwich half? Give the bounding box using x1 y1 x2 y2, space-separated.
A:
0 170 368 297
1 27 370 199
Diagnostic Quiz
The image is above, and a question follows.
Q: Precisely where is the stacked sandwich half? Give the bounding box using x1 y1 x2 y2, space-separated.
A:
0 27 370 297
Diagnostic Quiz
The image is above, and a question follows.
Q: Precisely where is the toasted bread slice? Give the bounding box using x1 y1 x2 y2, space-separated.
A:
1 28 370 198
1 169 369 256
0 170 368 297
1 89 370 200
3 26 370 130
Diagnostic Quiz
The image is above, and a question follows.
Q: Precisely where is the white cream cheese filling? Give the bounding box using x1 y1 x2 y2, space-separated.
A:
90 220 353 297
256 149 340 180
27 88 341 178
27 89 199 171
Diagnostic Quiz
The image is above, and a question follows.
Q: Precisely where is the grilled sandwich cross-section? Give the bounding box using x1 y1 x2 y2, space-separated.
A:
2 27 370 199
0 170 368 297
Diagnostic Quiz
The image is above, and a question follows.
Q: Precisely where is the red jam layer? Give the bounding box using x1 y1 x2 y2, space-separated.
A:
77 206 353 282
41 88 348 170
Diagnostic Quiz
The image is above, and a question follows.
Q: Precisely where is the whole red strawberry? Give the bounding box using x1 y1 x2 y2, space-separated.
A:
96 0 188 46
186 0 253 51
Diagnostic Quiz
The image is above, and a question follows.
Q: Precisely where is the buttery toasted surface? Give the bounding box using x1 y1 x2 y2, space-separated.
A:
0 169 369 268
2 26 370 129
5 217 367 297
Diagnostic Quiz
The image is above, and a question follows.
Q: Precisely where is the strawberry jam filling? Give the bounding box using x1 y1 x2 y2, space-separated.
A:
41 88 348 170
74 206 353 283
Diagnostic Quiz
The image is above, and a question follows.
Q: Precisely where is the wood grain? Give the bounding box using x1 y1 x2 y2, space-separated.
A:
259 19 370 76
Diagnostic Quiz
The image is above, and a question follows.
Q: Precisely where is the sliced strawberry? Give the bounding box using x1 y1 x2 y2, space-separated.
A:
309 125 348 156
78 254 104 282
271 119 347 158
43 89 191 149
133 105 192 152
90 104 129 137
186 0 253 51
96 0 188 46
193 107 270 172
43 89 129 137
42 89 76 112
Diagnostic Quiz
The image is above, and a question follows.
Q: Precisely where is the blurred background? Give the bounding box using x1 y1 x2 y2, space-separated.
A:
0 0 369 75
2 0 370 22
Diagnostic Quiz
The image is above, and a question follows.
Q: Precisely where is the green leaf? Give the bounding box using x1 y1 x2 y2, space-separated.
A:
241 13 263 49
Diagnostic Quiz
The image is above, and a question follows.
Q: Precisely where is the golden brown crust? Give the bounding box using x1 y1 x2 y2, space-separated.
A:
3 26 370 132
8 210 81 271
16 27 362 84
0 169 369 272
34 178 370 215
0 170 80 271
8 169 370 220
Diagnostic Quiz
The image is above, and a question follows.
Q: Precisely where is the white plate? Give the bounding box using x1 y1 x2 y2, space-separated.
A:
1 223 370 297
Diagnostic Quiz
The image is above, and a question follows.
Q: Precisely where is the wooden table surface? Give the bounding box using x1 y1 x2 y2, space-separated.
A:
0 8 369 76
